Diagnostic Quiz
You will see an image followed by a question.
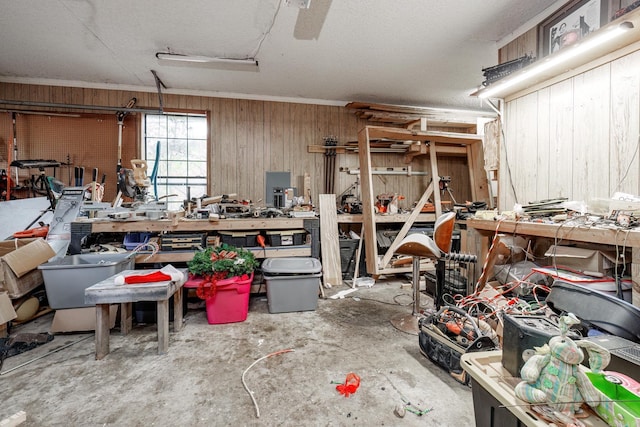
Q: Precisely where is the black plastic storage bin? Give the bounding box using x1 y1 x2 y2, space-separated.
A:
266 229 306 246
218 231 259 247
339 239 358 279
133 289 188 323
470 378 525 427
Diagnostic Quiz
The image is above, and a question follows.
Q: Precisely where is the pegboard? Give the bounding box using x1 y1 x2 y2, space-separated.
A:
2 112 138 202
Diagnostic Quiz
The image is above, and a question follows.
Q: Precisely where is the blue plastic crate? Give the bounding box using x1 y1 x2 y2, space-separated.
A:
123 232 151 250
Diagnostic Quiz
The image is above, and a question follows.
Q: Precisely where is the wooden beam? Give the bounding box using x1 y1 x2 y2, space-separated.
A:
379 182 435 270
403 143 429 163
319 194 341 291
430 143 443 218
365 125 483 144
307 145 347 154
358 127 379 275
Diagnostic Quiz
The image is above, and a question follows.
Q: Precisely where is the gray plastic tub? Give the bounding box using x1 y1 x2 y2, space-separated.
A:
39 252 135 309
261 257 322 313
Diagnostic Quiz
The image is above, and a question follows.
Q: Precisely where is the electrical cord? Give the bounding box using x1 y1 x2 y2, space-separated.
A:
241 348 294 418
250 0 283 59
615 135 640 192
499 116 519 204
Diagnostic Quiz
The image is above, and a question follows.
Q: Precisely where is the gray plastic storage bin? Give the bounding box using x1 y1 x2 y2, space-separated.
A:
39 252 135 309
261 257 322 313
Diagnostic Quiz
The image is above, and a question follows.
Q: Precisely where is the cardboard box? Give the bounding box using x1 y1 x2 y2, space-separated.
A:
50 305 118 333
0 238 56 299
0 291 17 324
0 238 56 298
544 245 621 274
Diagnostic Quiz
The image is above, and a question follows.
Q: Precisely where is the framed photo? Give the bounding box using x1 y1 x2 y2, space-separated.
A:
538 0 609 57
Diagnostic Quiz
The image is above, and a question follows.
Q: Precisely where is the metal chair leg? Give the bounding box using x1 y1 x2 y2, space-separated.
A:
390 256 422 335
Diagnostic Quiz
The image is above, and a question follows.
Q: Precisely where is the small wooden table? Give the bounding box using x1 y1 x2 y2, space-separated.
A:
84 269 186 360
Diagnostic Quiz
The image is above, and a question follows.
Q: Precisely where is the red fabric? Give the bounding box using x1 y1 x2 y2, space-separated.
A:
336 373 360 397
124 271 172 284
195 271 228 299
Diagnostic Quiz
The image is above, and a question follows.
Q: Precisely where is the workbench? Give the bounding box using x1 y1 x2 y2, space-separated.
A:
466 218 640 307
84 268 186 360
69 217 319 263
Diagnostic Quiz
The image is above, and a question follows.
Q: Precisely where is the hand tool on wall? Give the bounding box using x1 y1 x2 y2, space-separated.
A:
323 136 338 194
79 167 84 186
9 112 17 200
74 166 85 186
115 97 137 178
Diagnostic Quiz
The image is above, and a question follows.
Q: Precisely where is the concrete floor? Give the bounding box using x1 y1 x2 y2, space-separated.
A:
1 278 475 426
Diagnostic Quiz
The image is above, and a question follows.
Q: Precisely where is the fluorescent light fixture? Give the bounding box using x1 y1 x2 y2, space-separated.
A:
476 21 635 99
156 52 258 67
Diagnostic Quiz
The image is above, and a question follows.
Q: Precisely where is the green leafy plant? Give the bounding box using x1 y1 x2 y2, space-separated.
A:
187 243 258 279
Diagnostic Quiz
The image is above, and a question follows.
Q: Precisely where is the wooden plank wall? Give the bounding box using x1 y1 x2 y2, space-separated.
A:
0 82 474 207
498 48 640 210
498 27 538 63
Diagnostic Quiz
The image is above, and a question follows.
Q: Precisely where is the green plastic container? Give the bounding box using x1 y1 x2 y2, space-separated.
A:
586 372 640 426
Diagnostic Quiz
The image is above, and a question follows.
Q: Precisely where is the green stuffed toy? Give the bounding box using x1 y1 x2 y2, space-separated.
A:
514 313 611 417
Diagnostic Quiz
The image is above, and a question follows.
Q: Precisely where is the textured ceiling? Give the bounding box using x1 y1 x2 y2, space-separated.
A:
0 0 561 110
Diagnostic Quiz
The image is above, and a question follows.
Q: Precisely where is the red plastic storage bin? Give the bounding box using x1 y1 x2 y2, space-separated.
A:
185 273 253 324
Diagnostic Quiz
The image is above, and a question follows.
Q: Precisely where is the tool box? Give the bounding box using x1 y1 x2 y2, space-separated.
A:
160 233 206 251
418 306 498 384
265 229 306 246
217 231 259 247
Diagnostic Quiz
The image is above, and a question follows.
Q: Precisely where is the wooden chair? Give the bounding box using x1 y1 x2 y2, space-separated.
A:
390 211 456 334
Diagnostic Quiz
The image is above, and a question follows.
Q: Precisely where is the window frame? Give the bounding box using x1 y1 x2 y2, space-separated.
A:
142 110 209 208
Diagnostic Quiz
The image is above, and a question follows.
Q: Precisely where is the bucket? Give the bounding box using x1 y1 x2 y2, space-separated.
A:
185 273 253 324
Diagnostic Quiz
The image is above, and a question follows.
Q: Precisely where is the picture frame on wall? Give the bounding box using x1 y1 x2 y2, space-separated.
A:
538 0 610 58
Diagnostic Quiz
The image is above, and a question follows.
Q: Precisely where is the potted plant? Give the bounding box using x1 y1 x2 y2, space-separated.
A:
187 243 258 297
186 243 258 324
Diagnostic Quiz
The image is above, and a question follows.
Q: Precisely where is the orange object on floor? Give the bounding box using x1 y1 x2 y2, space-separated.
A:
13 226 49 238
336 373 361 397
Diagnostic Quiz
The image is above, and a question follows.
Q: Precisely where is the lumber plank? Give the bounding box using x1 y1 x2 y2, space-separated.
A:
319 194 343 288
0 411 26 427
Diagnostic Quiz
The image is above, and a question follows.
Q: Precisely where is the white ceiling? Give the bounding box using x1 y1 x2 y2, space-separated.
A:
0 0 562 111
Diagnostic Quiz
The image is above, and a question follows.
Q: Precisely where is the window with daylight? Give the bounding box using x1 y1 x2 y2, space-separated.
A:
144 113 208 209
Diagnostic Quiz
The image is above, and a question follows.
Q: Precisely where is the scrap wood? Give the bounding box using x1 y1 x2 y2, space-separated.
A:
242 348 295 418
0 411 26 427
319 194 342 291
475 233 511 292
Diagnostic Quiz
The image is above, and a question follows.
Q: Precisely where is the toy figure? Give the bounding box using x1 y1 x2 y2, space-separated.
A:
514 314 611 416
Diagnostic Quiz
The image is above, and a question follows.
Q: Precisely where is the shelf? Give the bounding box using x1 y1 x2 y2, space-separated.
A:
474 9 640 101
337 213 436 223
134 245 311 264
357 125 489 276
79 217 312 233
70 217 320 260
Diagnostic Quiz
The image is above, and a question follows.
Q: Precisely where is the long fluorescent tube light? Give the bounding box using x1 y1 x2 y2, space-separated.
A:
477 21 634 99
156 52 258 67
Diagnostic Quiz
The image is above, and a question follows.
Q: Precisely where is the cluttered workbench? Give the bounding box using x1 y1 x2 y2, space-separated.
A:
69 216 319 264
466 218 640 307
